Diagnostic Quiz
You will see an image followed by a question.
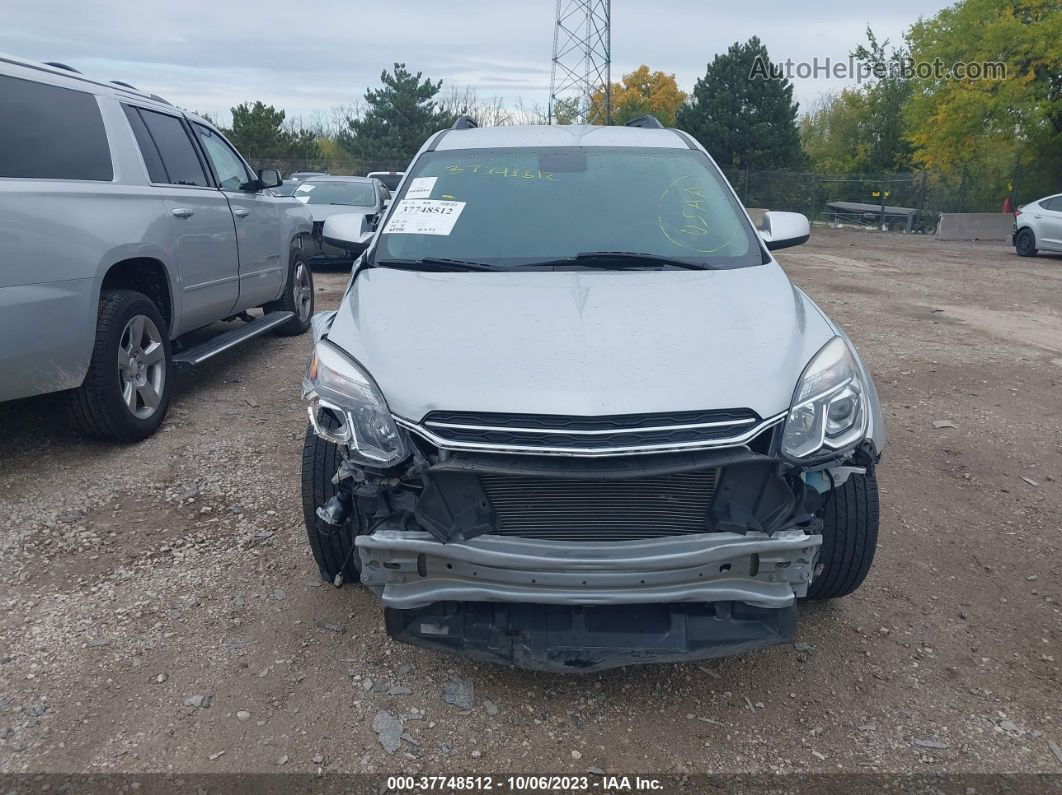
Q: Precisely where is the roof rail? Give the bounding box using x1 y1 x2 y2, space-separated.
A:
149 93 172 106
452 115 478 130
111 80 138 90
44 61 81 74
625 114 663 129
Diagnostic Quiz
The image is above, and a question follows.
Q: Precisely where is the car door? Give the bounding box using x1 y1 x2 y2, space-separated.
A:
125 105 239 335
191 123 286 309
1037 196 1062 250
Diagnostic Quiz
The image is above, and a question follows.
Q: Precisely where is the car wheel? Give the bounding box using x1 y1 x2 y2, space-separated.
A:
301 419 361 585
69 290 172 442
804 471 879 600
1015 228 1038 257
265 245 314 335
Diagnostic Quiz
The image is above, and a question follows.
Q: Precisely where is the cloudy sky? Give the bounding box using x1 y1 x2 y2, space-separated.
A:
1 0 954 124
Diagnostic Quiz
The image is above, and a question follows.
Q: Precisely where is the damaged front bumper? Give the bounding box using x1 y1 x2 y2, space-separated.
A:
357 527 820 671
357 528 820 609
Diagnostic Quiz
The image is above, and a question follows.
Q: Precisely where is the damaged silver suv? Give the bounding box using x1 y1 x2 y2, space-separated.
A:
300 115 885 672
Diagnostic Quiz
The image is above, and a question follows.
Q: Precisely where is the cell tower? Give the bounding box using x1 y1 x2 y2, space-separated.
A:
549 0 611 125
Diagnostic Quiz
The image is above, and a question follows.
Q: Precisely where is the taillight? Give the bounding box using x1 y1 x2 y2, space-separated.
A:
1015 208 1022 217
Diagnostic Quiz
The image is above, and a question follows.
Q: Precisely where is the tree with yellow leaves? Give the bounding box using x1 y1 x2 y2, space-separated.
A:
590 66 687 126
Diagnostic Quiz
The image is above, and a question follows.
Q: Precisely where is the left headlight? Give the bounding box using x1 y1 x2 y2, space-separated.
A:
780 336 867 459
302 341 408 466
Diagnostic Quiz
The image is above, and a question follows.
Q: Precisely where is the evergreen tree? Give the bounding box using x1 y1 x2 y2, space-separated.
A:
337 63 455 164
677 37 803 170
224 101 320 160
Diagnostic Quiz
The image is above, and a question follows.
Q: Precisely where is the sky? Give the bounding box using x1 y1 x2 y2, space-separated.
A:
0 0 956 125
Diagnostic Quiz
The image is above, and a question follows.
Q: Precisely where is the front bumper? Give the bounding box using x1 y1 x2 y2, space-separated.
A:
356 528 821 610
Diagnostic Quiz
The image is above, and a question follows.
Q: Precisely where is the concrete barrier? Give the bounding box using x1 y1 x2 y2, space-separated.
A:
936 213 1014 241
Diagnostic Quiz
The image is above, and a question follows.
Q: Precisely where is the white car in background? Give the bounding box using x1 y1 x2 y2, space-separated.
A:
366 170 404 192
1014 193 1062 256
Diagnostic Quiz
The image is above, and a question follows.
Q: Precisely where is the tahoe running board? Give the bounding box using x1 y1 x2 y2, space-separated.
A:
172 311 293 372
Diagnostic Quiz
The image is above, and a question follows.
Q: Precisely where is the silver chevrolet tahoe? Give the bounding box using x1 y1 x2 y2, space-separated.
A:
301 116 885 672
0 54 316 441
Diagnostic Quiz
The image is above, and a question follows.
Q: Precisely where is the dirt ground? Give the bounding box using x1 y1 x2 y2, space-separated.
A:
0 228 1059 780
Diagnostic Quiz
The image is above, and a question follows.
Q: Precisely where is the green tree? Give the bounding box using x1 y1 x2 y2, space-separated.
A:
337 63 455 164
851 28 914 172
677 37 803 169
904 0 1061 175
224 101 320 160
800 90 874 173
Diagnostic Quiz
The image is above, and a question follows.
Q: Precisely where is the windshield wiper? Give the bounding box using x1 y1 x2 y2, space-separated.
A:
524 252 714 270
372 257 498 272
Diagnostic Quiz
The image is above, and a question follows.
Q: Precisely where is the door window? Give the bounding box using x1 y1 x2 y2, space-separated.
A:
138 109 209 187
194 125 252 191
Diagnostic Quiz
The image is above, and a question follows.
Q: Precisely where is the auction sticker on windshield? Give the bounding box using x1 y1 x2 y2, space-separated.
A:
405 176 437 199
384 199 466 236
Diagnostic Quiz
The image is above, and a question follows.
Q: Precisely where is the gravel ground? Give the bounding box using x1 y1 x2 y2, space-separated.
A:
0 229 1059 777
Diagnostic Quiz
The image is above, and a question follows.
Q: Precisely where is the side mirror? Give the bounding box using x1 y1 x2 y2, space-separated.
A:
759 211 810 251
321 213 375 255
257 168 283 190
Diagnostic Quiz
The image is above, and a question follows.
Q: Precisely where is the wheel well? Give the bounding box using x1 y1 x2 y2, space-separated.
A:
101 258 173 330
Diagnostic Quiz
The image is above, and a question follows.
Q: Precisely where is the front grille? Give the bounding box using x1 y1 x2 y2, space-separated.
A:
479 471 719 541
421 409 761 453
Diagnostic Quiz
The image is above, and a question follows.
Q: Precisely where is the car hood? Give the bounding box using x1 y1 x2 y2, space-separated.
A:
326 263 836 421
307 205 376 223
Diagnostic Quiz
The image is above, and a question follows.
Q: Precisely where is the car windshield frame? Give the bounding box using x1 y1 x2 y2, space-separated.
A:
368 146 766 270
294 179 377 207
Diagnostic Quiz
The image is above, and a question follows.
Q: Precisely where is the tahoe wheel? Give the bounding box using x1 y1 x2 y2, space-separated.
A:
265 247 314 335
1014 228 1037 257
804 471 880 600
70 289 172 442
301 418 361 586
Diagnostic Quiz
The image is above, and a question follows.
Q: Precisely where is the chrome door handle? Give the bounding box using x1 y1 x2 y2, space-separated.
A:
171 208 194 218
232 208 250 218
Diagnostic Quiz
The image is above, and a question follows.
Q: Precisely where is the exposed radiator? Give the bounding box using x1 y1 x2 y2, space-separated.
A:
479 471 719 541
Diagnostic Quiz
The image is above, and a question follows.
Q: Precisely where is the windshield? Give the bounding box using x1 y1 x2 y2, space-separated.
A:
372 147 762 268
295 180 376 206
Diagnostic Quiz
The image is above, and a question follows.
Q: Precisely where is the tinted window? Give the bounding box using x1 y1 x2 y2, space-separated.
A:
376 148 761 268
294 180 377 206
0 74 112 180
1042 196 1062 211
138 110 208 187
193 124 251 190
122 106 168 183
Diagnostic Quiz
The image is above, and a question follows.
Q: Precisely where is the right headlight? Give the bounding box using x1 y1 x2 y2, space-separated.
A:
302 341 408 466
780 336 868 459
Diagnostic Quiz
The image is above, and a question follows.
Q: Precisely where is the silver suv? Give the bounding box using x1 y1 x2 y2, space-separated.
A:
0 54 316 441
301 116 886 672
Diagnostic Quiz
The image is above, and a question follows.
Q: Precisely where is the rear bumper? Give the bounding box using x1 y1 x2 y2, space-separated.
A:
356 528 821 610
385 600 797 672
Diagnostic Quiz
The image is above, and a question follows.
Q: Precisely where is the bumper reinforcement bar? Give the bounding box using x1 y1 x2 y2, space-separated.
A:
356 529 821 610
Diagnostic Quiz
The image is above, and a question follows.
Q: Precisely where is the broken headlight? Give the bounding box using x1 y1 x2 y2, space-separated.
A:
781 336 867 459
303 341 408 466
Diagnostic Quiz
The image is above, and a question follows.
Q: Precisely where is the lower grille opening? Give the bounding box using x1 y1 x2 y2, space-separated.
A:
479 471 719 541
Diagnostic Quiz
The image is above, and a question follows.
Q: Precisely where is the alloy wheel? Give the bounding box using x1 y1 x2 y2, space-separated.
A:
117 314 165 419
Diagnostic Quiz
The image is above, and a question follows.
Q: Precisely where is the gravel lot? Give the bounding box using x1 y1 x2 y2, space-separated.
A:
0 229 1059 777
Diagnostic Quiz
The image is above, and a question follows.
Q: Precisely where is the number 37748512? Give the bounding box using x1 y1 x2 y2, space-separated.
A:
383 199 466 236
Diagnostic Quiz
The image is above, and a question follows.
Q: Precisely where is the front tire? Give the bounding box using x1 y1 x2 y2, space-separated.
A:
804 471 879 600
265 245 314 336
69 290 172 442
1015 228 1038 257
301 420 360 585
